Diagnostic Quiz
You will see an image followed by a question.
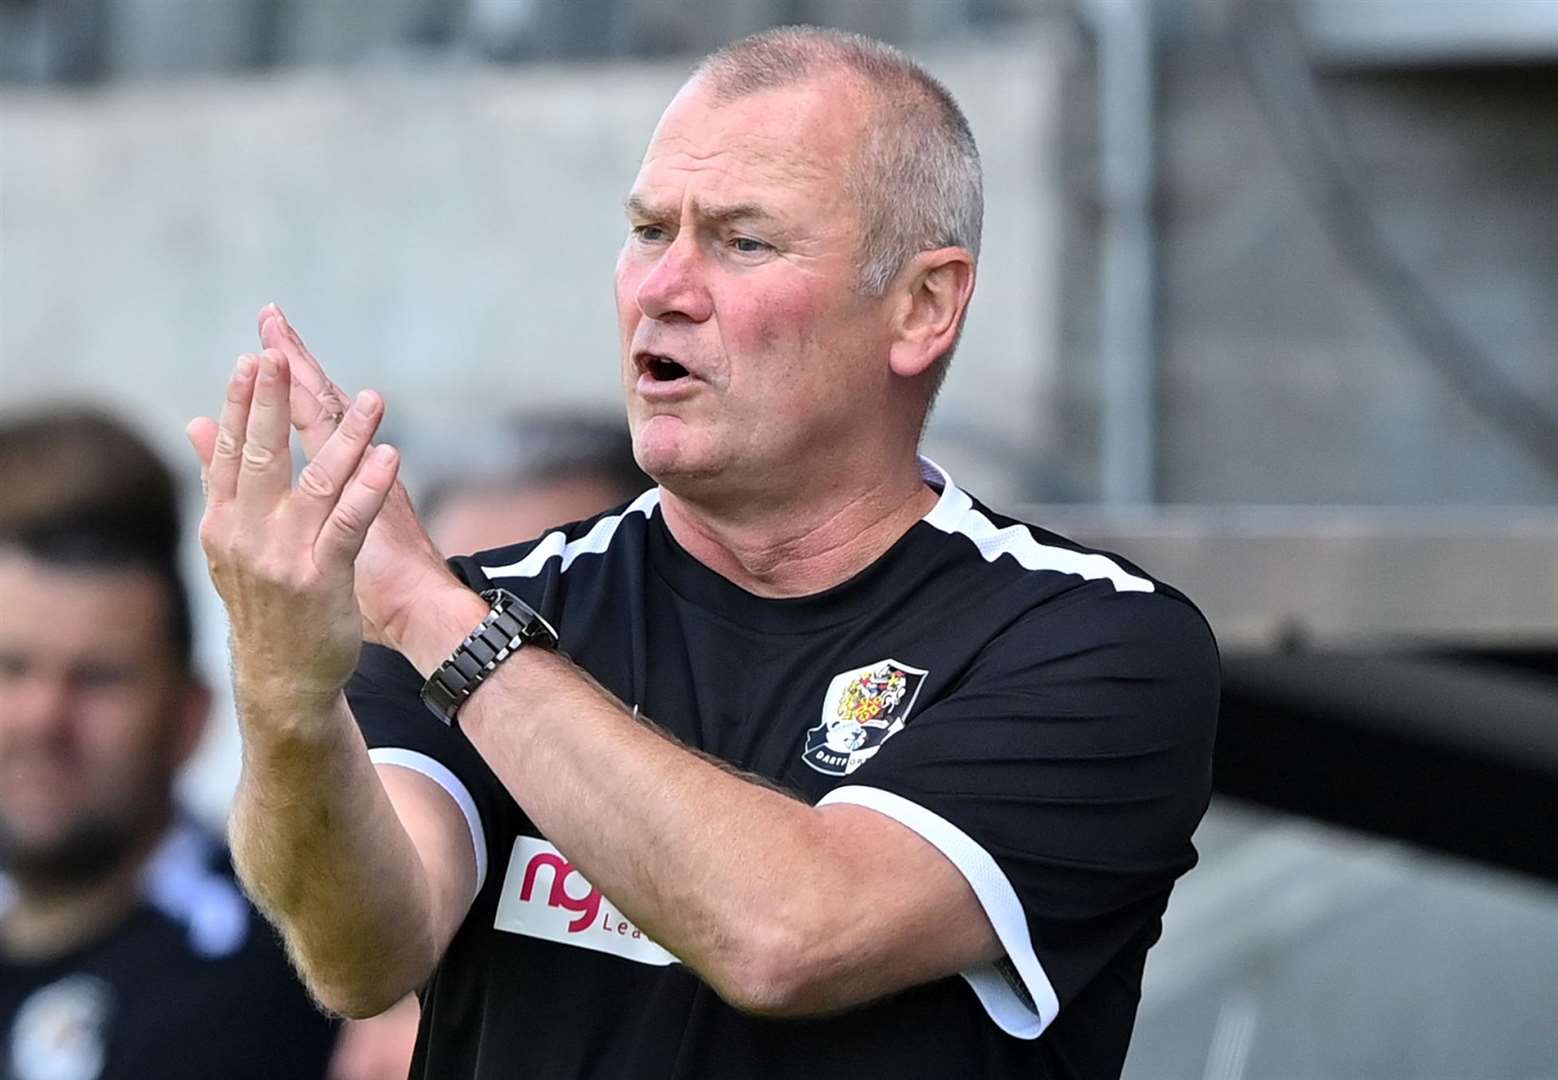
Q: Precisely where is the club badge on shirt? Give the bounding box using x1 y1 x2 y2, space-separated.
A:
801 659 928 776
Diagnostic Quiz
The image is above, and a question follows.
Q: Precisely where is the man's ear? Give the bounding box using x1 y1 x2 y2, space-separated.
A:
887 248 976 380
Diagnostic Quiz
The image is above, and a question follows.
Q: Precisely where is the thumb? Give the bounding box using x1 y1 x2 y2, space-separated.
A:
185 417 217 493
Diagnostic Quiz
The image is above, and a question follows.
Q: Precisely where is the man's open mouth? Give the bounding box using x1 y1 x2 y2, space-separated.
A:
643 355 690 382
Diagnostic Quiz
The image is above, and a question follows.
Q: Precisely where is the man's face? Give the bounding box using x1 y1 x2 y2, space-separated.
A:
615 76 896 498
0 552 205 887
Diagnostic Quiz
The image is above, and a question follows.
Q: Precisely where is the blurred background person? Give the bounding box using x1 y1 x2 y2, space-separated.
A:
418 411 648 556
328 409 644 1080
0 409 339 1080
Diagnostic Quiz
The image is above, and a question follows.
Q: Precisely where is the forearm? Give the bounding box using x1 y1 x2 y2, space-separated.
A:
459 651 883 1012
230 689 441 1017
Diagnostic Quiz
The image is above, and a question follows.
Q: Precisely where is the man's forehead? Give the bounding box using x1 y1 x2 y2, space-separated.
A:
646 77 862 170
0 554 169 641
629 109 857 222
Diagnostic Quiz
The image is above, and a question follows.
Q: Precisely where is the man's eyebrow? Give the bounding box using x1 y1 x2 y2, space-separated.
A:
624 194 662 220
624 195 782 227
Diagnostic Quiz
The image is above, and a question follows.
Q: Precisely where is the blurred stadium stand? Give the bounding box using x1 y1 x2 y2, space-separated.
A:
2 1 1555 1076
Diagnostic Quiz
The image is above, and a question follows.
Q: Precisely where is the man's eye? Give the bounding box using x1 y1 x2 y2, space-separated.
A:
632 225 669 243
730 237 770 254
73 664 131 690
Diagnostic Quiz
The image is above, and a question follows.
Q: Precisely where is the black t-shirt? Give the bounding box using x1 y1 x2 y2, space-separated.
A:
349 459 1218 1080
0 821 338 1080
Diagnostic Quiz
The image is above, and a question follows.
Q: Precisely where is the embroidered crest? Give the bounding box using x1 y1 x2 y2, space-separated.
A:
801 659 928 776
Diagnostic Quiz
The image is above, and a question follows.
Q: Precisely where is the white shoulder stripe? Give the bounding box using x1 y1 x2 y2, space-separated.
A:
480 488 661 580
919 459 1154 594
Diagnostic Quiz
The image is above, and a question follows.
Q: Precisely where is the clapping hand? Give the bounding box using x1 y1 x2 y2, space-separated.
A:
252 305 455 653
187 348 398 707
188 307 460 702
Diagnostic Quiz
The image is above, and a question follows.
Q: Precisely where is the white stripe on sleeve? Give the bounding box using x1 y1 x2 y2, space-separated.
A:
369 748 490 897
817 784 1060 1039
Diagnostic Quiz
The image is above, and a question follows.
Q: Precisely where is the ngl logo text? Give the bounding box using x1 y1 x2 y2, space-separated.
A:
494 837 676 966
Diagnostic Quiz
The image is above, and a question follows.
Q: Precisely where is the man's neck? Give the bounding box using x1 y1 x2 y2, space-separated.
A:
0 825 164 963
659 457 940 598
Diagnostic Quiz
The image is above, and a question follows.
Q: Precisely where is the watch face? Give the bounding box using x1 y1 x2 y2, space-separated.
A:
484 588 558 649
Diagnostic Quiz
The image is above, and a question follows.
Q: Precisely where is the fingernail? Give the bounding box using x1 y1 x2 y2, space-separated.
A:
235 355 255 379
260 354 279 379
352 389 375 415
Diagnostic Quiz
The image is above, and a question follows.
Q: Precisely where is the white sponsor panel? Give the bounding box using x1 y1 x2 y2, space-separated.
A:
493 836 676 966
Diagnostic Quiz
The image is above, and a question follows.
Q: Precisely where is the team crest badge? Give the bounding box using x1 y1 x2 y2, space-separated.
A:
801 659 928 776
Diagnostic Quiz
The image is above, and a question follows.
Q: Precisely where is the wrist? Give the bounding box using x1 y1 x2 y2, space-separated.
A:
232 676 349 751
400 582 492 677
458 645 560 744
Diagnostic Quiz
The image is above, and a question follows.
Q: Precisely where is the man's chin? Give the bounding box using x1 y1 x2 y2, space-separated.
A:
631 420 717 482
0 819 138 892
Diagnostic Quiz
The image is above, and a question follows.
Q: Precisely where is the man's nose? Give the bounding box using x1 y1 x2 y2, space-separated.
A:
635 233 714 324
4 674 74 742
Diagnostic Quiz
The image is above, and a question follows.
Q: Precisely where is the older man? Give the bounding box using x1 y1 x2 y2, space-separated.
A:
189 26 1217 1080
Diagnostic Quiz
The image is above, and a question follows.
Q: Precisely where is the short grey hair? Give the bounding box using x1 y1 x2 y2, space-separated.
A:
692 26 984 299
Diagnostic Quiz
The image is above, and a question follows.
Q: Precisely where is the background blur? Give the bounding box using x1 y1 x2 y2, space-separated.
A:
2 1 1555 1076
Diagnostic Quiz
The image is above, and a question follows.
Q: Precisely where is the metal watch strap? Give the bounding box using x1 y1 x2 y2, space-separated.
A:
420 588 558 726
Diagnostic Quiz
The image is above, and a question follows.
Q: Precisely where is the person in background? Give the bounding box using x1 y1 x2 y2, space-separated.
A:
419 413 648 557
0 409 338 1080
328 411 644 1080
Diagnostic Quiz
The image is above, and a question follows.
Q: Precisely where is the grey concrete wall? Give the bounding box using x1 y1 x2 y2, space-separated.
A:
0 33 1068 507
0 34 1068 821
1057 8 1558 504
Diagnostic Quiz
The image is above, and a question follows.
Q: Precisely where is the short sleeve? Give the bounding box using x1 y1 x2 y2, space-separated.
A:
346 643 509 895
817 586 1218 1039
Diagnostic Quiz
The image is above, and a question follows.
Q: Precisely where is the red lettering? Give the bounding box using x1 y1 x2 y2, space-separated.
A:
519 851 601 933
519 853 568 903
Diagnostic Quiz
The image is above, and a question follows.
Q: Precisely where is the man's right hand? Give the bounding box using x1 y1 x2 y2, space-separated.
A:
253 304 458 656
186 350 398 710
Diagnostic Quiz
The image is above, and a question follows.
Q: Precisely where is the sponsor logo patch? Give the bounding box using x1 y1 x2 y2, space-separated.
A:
802 658 928 776
493 837 676 966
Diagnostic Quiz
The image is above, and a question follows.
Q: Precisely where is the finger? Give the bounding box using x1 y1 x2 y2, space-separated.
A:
260 307 351 457
289 388 385 540
255 301 281 340
267 307 343 400
185 417 218 497
206 356 259 504
237 348 295 509
315 444 400 569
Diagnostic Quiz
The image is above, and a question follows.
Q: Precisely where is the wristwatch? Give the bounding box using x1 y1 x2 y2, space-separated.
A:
420 588 558 725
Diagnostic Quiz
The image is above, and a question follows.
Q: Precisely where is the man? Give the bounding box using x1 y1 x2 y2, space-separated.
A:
188 26 1218 1080
0 410 338 1080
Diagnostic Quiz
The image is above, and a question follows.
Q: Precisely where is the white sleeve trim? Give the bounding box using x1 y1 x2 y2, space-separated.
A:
369 748 489 897
817 784 1060 1039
